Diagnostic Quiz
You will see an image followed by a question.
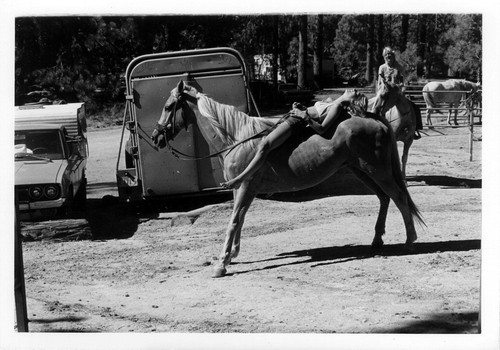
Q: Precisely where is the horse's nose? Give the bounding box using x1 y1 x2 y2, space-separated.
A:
151 129 167 149
151 129 159 142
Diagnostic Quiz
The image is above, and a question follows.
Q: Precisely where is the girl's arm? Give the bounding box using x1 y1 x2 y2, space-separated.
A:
303 103 343 135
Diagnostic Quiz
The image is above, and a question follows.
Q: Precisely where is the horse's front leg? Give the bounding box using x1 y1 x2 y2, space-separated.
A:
213 182 258 278
230 189 242 260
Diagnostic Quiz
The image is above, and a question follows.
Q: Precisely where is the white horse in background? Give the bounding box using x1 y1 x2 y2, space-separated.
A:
422 79 481 126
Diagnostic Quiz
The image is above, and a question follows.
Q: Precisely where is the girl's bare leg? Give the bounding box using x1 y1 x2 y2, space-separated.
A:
221 123 293 189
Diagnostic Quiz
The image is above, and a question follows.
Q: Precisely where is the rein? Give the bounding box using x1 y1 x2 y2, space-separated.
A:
159 101 293 161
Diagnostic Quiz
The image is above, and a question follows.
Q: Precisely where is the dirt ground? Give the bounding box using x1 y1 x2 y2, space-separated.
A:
18 115 484 339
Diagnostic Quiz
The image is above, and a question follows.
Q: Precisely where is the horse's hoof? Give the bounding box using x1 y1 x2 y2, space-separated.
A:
212 266 227 278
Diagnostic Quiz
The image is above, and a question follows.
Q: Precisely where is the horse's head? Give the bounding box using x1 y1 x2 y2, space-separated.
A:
151 80 199 148
371 75 402 115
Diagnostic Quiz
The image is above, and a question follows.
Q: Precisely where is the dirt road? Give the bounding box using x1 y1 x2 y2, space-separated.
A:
19 122 483 338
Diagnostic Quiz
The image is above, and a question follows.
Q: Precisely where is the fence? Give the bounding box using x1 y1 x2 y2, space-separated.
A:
404 83 482 161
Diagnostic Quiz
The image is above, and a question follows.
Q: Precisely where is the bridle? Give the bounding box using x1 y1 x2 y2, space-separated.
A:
154 89 287 161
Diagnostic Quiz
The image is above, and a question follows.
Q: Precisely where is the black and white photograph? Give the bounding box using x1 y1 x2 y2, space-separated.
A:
1 1 499 349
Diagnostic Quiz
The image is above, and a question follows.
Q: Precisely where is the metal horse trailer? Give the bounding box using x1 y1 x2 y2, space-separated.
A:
116 48 258 202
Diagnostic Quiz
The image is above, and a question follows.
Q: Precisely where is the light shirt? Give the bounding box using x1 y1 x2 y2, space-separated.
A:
313 101 335 120
378 62 406 87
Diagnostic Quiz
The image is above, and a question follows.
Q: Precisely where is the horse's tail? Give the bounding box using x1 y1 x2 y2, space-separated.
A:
385 118 426 227
422 85 437 108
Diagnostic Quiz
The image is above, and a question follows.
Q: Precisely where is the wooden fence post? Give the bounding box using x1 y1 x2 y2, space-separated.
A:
14 196 29 332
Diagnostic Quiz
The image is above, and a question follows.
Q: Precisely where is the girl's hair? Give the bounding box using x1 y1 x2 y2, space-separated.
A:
383 47 395 57
347 93 368 117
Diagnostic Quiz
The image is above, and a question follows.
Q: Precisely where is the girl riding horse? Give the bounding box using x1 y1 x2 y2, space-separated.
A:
221 89 369 189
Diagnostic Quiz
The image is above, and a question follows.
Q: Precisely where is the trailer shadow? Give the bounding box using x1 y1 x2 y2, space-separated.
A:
231 239 481 275
84 197 142 240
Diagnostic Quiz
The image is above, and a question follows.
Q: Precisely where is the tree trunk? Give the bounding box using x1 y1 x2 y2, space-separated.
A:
365 15 375 86
400 14 409 52
313 15 323 90
272 15 279 86
21 219 92 241
297 15 308 90
376 15 384 72
417 14 429 76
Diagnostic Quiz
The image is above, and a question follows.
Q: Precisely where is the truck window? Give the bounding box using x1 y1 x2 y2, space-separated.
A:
14 130 65 160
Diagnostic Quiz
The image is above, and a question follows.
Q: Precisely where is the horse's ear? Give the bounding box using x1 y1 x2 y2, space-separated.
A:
177 80 185 93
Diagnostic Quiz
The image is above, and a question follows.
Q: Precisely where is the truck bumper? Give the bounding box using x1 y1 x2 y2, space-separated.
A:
18 198 65 211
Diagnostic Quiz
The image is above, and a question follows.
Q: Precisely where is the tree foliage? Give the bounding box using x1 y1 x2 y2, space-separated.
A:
15 14 482 114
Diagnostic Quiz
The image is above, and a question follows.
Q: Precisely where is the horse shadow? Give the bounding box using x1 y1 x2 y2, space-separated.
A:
383 311 479 333
264 173 481 203
406 175 481 188
231 239 480 275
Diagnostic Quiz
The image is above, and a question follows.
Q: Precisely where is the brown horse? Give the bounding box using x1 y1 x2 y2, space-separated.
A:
423 79 481 126
369 78 422 180
152 81 424 278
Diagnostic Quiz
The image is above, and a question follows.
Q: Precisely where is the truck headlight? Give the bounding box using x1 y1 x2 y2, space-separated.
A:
29 186 43 200
44 185 60 200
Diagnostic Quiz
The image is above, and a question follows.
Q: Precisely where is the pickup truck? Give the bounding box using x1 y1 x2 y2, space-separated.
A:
15 103 88 220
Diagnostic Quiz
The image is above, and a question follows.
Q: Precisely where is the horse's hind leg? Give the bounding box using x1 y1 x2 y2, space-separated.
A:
369 162 417 250
426 109 433 125
401 138 414 182
369 170 418 249
213 181 259 278
349 167 390 249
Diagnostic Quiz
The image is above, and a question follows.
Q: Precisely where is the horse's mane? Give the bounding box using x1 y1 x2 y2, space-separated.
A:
196 93 275 145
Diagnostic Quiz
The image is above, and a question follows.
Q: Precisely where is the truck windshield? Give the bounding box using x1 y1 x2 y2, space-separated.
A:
15 130 65 160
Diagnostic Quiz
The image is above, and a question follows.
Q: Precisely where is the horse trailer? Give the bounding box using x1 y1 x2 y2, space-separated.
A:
116 48 259 202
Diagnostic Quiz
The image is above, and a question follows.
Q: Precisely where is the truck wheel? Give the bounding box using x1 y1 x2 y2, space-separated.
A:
74 176 87 211
58 187 74 218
